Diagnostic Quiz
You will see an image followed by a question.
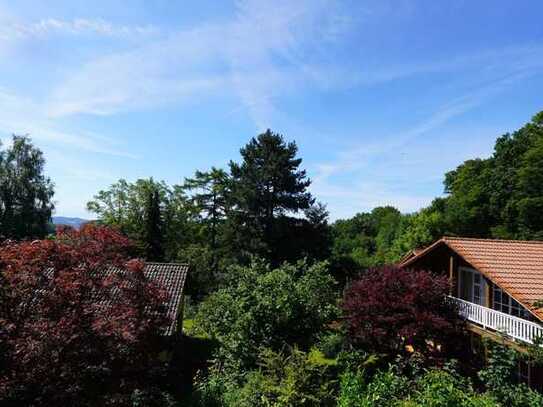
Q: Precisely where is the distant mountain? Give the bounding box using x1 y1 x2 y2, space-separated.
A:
52 216 90 229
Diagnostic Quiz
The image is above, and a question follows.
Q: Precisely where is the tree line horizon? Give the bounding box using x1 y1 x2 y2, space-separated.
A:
1 110 543 291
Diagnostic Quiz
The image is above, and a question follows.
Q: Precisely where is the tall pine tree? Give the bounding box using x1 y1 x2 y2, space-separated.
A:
228 130 314 263
143 188 164 261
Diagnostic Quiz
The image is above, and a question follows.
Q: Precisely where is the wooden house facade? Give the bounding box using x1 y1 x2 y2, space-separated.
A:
399 237 543 389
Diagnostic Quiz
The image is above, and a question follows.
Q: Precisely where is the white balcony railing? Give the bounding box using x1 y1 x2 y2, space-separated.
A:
448 296 543 344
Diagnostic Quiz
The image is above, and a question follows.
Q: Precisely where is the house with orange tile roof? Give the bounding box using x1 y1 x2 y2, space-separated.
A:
399 237 543 389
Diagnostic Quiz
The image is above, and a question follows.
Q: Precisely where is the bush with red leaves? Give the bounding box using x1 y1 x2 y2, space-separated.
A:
342 266 458 358
0 224 171 406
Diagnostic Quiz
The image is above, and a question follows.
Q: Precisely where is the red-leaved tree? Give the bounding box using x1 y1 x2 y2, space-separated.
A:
343 266 458 358
0 224 170 406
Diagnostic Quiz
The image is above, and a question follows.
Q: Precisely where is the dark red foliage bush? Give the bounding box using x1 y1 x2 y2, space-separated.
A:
342 266 457 357
0 224 170 406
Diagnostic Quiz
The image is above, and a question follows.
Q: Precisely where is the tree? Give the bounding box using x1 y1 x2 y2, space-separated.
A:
329 206 407 284
144 188 164 261
0 224 171 406
87 178 194 260
228 130 315 263
194 260 337 371
389 206 446 262
442 158 494 237
342 266 457 358
87 178 165 238
183 168 230 271
426 111 543 240
0 135 55 239
371 206 404 264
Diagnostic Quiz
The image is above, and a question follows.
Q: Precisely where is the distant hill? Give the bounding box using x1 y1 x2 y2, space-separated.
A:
52 216 90 229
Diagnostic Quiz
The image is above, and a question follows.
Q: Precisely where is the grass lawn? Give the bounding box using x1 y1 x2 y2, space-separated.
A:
308 347 338 366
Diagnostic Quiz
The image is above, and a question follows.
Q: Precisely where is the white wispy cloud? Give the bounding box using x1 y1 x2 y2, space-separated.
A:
0 18 157 40
45 0 354 126
0 87 137 157
43 0 543 132
310 68 541 218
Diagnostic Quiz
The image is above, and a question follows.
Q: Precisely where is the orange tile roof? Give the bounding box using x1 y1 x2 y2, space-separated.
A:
401 237 543 321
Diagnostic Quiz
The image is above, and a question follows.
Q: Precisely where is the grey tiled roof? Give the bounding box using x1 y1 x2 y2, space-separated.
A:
103 262 189 335
143 262 189 335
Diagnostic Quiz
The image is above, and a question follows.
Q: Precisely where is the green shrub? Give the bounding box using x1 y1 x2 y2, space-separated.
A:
238 347 337 407
337 368 408 407
338 366 501 407
316 331 344 359
362 369 409 406
404 370 498 407
130 388 177 407
337 369 366 407
191 364 238 407
478 341 543 407
194 260 337 370
193 347 336 407
336 350 383 379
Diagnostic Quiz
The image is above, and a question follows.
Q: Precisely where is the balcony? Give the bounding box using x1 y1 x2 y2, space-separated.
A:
448 296 543 345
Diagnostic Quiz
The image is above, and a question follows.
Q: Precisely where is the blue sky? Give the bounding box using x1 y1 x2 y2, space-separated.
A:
0 0 542 220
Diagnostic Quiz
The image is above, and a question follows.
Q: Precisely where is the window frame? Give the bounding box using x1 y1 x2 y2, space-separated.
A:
458 266 486 306
492 285 533 320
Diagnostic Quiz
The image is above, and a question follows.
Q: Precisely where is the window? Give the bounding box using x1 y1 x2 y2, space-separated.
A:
511 298 523 317
493 286 533 320
473 273 482 304
458 267 486 305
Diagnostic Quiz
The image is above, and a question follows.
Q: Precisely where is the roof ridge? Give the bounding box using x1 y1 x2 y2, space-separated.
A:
144 262 189 266
443 236 543 244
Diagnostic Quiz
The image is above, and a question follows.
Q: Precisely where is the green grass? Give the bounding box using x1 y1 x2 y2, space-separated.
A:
183 318 211 340
308 347 338 366
183 318 195 332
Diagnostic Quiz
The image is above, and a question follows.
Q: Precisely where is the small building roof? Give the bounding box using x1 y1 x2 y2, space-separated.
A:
105 262 189 335
400 237 543 321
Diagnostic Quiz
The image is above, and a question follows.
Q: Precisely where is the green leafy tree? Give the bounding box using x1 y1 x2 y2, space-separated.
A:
182 168 230 270
163 184 199 259
87 178 194 259
428 111 543 240
371 206 404 264
329 206 406 283
0 135 54 239
389 206 445 262
194 260 337 371
442 158 494 237
331 212 376 269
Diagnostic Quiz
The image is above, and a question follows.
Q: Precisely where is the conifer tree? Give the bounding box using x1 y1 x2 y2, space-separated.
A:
228 130 314 263
144 188 164 261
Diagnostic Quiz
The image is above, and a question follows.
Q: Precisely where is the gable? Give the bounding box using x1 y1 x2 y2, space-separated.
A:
400 237 543 322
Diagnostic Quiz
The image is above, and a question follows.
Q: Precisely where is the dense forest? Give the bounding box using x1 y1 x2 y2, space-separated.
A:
1 111 543 405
